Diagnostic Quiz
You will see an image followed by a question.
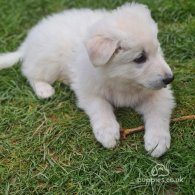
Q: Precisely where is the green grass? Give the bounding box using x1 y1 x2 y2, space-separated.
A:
0 0 194 194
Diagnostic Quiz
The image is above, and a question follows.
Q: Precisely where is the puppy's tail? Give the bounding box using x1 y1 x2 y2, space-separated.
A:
0 49 23 70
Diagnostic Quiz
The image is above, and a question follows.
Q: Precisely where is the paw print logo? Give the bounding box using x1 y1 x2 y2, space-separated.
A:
151 164 169 177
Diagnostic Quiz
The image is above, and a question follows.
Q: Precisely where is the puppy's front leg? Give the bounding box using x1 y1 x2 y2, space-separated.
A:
79 97 120 148
137 89 175 157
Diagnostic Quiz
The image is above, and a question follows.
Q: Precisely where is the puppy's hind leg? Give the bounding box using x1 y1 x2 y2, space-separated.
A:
29 80 55 99
22 59 57 99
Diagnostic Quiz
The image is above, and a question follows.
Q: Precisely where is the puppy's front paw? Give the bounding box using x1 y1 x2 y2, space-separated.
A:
93 123 120 148
144 132 170 158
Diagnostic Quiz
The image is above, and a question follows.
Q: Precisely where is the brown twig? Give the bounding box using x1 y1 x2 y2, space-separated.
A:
120 115 195 139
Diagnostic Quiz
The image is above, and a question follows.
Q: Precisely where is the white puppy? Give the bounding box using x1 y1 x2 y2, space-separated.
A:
0 3 175 157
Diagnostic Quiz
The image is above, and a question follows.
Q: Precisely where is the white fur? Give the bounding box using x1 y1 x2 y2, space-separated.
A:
0 51 22 69
0 3 175 157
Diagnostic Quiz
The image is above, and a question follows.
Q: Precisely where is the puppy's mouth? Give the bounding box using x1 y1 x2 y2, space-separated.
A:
143 81 167 90
123 80 168 90
141 75 174 90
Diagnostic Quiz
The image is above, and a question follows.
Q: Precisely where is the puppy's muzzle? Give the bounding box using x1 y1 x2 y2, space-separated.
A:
162 74 174 85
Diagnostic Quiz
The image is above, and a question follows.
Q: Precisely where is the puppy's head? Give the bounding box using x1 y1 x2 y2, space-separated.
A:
85 3 174 90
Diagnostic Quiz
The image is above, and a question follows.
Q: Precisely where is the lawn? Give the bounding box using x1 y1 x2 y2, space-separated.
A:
0 0 194 194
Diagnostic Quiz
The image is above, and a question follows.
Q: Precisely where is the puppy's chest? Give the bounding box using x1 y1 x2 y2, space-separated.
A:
102 85 143 108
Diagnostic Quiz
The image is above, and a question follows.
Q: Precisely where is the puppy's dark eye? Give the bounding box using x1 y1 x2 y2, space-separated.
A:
133 52 147 63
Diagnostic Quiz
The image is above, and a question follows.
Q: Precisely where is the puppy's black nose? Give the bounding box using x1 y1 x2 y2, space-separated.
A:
162 75 174 85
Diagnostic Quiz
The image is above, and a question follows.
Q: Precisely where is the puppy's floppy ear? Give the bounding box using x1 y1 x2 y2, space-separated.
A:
86 35 118 66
